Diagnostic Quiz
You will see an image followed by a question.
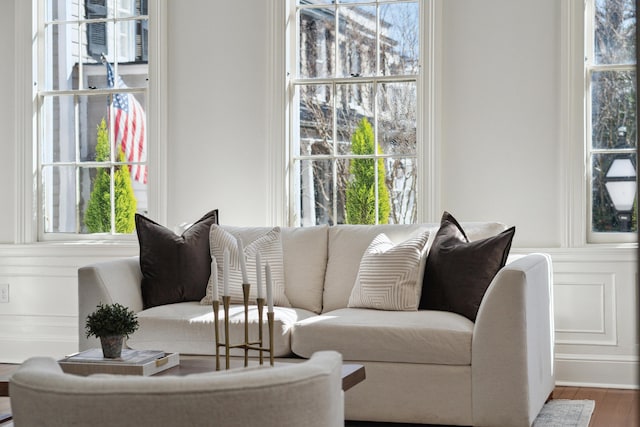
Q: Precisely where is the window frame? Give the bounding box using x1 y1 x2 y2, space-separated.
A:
15 0 167 243
274 0 440 227
585 0 637 244
563 0 637 247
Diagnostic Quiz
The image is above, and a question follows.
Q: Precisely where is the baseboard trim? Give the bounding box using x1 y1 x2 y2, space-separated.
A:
555 353 639 389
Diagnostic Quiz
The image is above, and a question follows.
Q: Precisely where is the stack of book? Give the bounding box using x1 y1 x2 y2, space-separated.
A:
58 349 179 376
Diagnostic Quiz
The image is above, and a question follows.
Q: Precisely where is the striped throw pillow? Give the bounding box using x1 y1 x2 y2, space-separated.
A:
348 231 429 311
201 225 290 307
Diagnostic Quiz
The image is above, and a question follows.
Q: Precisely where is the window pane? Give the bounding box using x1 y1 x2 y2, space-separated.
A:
44 23 81 91
117 0 139 18
378 81 417 155
80 165 141 234
297 84 334 156
344 156 390 224
591 70 637 149
295 159 338 226
592 153 637 232
41 95 77 163
336 83 374 155
43 165 78 233
79 166 105 234
338 5 377 78
82 94 112 161
387 157 417 224
299 8 335 79
380 2 420 76
594 0 636 65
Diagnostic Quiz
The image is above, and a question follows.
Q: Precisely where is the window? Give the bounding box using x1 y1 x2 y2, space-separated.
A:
586 0 637 241
289 0 421 226
37 0 148 239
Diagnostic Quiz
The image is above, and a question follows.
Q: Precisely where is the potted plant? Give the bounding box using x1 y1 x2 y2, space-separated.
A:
85 303 139 358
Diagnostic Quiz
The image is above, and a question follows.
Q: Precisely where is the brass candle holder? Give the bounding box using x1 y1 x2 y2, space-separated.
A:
212 284 275 370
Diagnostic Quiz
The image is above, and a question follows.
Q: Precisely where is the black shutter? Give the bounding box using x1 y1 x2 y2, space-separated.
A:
140 0 148 61
86 0 107 59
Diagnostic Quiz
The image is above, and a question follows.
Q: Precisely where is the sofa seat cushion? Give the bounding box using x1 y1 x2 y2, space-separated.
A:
127 302 317 357
291 308 474 365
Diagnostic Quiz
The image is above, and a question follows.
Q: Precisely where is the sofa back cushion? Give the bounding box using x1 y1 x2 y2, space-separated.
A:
323 224 432 313
280 225 328 313
322 222 508 313
221 225 328 314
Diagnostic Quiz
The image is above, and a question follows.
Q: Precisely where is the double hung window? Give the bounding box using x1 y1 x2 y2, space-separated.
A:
289 0 421 226
586 0 637 241
37 0 148 239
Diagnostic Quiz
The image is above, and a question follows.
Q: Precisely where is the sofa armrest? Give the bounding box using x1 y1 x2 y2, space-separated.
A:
78 257 143 351
471 253 555 427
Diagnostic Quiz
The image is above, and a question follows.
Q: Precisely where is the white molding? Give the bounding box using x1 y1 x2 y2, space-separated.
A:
553 273 616 346
511 245 637 263
267 0 287 227
147 0 168 225
419 0 442 223
14 0 37 244
555 352 639 389
0 242 138 258
559 0 581 247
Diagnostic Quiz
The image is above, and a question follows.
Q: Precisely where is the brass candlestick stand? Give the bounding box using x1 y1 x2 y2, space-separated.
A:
212 284 275 370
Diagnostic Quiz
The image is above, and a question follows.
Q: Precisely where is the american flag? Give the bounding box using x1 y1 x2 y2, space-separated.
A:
105 61 147 184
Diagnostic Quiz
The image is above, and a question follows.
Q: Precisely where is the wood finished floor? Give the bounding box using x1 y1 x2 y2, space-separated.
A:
0 363 637 426
344 386 639 426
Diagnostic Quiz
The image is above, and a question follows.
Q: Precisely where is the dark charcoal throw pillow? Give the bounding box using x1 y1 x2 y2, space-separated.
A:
136 209 219 309
419 211 515 321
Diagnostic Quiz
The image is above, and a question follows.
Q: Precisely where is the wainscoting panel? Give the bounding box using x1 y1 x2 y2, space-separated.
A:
553 272 615 346
0 244 137 363
528 247 639 389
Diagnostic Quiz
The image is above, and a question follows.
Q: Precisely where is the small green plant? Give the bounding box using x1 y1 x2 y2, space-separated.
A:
85 303 139 339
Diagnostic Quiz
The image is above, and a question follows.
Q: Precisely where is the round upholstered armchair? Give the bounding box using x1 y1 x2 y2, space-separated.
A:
9 351 344 427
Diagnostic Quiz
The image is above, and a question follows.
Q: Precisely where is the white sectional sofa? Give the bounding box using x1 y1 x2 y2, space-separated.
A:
78 221 555 427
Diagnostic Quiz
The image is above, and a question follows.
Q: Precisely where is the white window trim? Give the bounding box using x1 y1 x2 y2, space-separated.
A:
562 0 637 247
14 0 167 244
267 0 442 227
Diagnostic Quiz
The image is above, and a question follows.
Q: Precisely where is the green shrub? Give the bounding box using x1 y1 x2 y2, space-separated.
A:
345 117 390 224
84 118 137 233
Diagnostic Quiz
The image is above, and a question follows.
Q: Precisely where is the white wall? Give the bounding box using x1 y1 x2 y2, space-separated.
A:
165 0 271 228
0 0 637 388
0 0 16 243
440 0 562 248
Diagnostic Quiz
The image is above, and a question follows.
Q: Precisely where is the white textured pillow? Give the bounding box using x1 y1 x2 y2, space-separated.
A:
348 231 429 311
201 225 290 307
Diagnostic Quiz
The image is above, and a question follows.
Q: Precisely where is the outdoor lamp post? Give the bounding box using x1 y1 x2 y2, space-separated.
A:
604 157 637 232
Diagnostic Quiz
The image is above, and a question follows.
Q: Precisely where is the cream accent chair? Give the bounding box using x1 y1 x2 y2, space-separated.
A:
10 351 344 427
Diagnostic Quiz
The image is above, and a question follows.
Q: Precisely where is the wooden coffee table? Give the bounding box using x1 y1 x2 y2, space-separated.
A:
156 355 366 391
0 356 366 396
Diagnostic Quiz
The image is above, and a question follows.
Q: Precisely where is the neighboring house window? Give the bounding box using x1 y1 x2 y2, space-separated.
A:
289 0 421 226
37 0 148 238
586 0 637 241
